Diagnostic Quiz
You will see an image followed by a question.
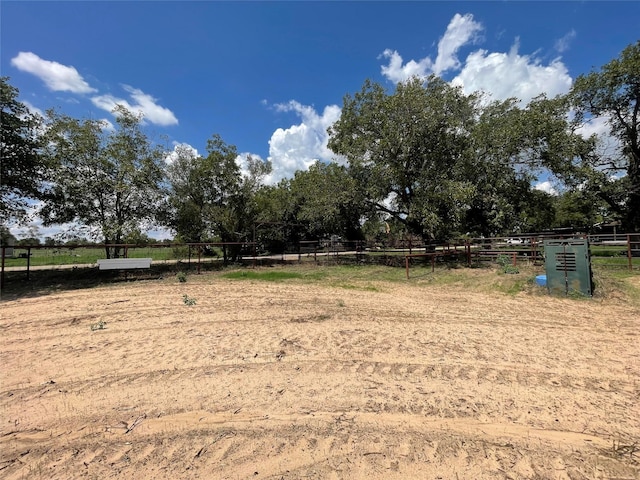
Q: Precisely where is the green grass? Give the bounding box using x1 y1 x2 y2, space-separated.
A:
184 256 640 302
590 246 628 257
2 246 186 267
591 255 636 268
219 262 556 299
222 270 304 281
220 264 405 291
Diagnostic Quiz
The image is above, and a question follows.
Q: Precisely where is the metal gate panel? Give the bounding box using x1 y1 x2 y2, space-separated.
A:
544 239 593 296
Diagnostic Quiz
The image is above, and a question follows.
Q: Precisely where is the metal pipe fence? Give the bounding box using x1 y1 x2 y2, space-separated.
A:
2 234 639 291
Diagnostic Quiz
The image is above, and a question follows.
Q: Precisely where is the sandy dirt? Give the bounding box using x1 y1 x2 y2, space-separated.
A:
1 269 639 479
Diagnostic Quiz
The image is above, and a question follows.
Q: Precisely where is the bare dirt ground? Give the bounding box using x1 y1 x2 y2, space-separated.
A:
1 268 639 479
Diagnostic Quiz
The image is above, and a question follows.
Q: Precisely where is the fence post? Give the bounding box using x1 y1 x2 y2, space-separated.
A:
628 234 632 271
1 246 5 291
26 247 32 281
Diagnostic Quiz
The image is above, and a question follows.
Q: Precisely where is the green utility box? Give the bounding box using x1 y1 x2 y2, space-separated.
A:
544 239 593 296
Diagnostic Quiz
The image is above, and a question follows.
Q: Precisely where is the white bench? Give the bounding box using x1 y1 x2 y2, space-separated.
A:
97 258 152 270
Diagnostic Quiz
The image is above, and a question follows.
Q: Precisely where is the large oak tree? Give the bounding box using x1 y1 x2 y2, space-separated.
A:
328 76 589 240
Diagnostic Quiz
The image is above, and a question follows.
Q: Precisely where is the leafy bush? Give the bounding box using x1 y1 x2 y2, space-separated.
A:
497 254 519 274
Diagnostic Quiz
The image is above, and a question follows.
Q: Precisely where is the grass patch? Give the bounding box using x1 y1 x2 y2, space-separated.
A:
592 269 640 305
2 245 187 268
222 264 405 285
222 270 304 281
494 277 527 295
590 246 627 257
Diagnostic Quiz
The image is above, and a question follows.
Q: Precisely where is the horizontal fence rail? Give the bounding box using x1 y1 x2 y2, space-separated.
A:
2 234 639 290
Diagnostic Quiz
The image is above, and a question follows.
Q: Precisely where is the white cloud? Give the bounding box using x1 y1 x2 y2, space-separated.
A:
263 101 342 184
11 51 96 94
11 52 177 126
91 85 178 126
122 85 178 126
576 115 609 139
555 29 576 53
165 142 199 165
380 49 433 84
146 228 173 241
451 40 573 104
235 152 270 182
380 14 573 105
576 115 624 168
434 13 483 75
91 93 128 112
8 200 77 240
534 180 558 196
380 13 482 83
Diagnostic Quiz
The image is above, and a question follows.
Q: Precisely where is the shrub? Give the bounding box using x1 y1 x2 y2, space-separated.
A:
497 254 519 274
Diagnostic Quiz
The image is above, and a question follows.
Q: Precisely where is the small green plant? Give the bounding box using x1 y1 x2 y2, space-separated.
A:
176 271 187 283
182 294 197 306
90 320 107 331
337 299 346 307
497 254 519 274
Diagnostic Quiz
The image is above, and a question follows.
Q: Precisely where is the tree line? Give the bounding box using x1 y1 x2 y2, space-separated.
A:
1 42 638 259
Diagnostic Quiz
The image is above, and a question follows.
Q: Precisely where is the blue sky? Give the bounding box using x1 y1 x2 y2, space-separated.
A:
2 1 639 238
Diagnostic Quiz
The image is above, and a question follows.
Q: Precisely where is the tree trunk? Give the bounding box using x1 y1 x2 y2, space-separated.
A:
626 153 640 231
222 244 228 266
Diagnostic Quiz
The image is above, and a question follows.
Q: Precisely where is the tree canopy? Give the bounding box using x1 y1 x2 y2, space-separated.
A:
166 135 272 263
328 77 478 241
327 76 591 240
569 41 640 230
41 106 166 257
0 77 47 224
